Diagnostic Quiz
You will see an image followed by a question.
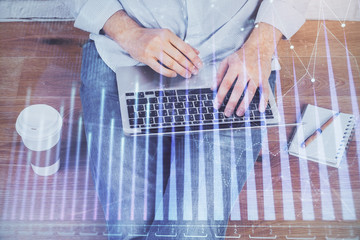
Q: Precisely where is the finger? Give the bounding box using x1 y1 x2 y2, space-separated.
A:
163 42 198 75
191 46 200 55
236 81 257 116
213 58 229 90
169 35 203 69
148 58 177 78
213 64 238 109
258 81 270 112
159 52 192 78
224 75 247 117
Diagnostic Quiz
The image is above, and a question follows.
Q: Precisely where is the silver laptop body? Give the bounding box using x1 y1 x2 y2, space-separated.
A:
115 64 280 136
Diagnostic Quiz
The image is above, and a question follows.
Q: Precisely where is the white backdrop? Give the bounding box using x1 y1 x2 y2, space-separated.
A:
0 0 359 21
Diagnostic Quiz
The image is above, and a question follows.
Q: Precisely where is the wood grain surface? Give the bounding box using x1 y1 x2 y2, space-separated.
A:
0 20 359 239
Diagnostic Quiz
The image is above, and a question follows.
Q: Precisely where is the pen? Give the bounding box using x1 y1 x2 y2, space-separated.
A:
301 112 340 148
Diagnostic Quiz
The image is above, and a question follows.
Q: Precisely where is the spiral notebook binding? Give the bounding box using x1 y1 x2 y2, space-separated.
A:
334 116 356 162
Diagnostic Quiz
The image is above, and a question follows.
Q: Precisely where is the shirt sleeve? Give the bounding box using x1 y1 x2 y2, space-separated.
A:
255 0 310 39
73 0 123 34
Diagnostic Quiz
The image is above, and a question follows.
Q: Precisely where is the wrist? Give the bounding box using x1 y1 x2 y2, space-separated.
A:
243 22 282 60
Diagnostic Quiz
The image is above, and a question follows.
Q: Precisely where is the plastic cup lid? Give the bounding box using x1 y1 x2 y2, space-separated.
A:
16 104 63 141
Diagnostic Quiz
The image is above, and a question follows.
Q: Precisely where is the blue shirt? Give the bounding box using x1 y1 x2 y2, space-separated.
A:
72 0 308 71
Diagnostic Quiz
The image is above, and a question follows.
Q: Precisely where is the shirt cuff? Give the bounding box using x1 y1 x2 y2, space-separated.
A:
74 0 123 34
255 0 306 39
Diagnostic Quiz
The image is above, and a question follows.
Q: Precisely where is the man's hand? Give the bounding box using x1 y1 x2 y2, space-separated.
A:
103 11 202 78
213 23 282 117
121 28 203 78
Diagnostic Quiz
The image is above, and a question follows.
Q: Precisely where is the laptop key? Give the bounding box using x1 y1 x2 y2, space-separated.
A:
165 90 176 96
214 112 225 119
178 96 187 101
145 118 154 124
137 98 148 104
194 114 204 120
199 107 208 113
168 109 178 116
128 112 136 118
129 118 144 125
204 100 213 107
187 89 201 94
154 117 164 123
199 94 207 100
200 88 213 93
188 95 197 101
207 107 215 113
158 97 168 103
149 111 158 117
149 97 158 103
188 108 197 114
265 110 273 116
218 105 226 112
178 109 187 115
126 99 136 105
155 91 164 97
165 103 174 109
185 102 194 108
168 96 178 102
127 106 135 113
207 93 215 99
204 113 214 120
154 104 164 110
175 116 184 122
176 89 187 95
137 92 145 98
136 105 145 111
249 103 257 110
253 110 261 116
158 110 168 116
235 116 244 121
147 104 155 111
164 117 173 123
185 115 194 121
138 111 146 118
174 102 184 108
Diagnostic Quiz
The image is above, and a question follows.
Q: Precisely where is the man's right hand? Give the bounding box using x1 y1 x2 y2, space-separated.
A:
103 11 203 78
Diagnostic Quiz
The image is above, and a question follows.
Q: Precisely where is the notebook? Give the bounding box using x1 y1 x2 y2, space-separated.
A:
288 104 355 168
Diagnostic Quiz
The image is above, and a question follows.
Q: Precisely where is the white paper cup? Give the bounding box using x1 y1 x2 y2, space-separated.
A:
16 104 63 176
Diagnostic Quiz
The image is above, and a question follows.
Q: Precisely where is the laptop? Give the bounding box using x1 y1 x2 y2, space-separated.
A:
116 63 280 135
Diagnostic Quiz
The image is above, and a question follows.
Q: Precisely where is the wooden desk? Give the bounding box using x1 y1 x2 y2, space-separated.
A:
0 20 359 239
228 20 360 238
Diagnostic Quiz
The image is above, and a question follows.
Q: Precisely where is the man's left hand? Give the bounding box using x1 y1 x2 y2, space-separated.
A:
213 23 282 117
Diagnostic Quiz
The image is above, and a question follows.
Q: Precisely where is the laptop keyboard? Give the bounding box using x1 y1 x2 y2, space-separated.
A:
125 88 274 134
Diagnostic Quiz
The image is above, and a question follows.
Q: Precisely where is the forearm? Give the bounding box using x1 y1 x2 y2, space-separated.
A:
103 10 142 50
243 22 283 60
102 10 202 78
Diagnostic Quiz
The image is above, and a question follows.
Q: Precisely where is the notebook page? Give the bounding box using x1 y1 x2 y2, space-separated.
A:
288 104 355 167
